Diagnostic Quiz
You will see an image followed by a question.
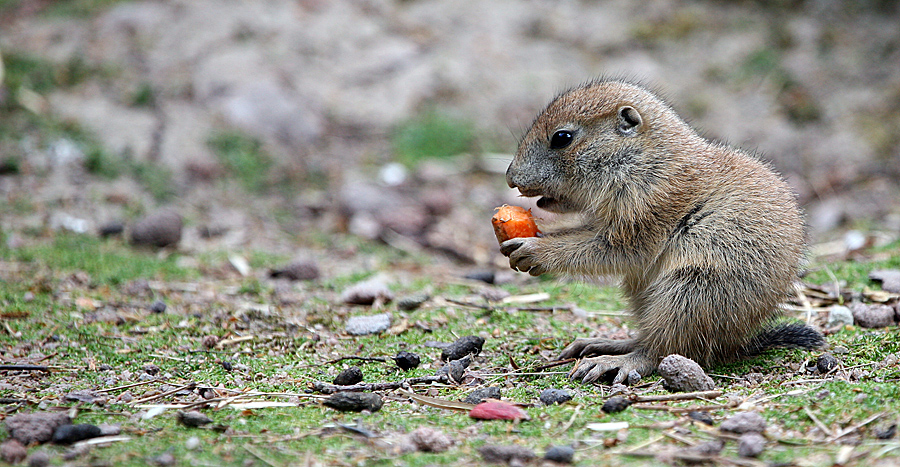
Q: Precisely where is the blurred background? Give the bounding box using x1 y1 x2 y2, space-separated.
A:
1 0 899 267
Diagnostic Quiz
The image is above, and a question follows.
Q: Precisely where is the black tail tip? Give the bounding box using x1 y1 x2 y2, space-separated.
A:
746 322 825 356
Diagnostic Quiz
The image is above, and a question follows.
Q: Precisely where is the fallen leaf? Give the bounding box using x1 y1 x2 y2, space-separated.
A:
469 401 529 421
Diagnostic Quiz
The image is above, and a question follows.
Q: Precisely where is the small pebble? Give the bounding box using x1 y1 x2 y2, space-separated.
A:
657 354 716 392
269 260 320 281
438 358 468 383
150 300 167 314
601 396 631 413
323 392 383 412
185 436 201 450
827 305 854 327
539 388 572 406
721 412 767 434
1 440 27 464
5 412 72 445
850 302 895 328
480 287 510 302
98 424 121 436
738 432 766 458
477 444 535 464
65 389 103 404
406 427 452 453
544 445 575 464
129 209 183 248
177 411 213 428
441 335 485 362
392 351 421 371
341 278 393 305
464 271 495 284
52 424 102 444
869 269 900 293
333 366 364 386
687 411 714 425
28 450 51 467
151 451 176 466
464 387 501 405
816 353 839 374
345 313 392 335
396 293 429 311
875 423 897 440
98 221 125 238
691 439 724 455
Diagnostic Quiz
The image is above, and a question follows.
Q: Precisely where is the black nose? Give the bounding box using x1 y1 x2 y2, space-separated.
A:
505 163 518 189
506 171 517 189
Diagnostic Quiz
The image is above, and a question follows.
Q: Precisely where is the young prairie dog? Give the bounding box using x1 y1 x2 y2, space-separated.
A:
501 79 823 384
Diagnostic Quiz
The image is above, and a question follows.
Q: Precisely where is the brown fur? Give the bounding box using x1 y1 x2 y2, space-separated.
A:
501 79 821 384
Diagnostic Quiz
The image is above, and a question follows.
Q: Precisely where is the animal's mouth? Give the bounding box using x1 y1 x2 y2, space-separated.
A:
516 189 576 213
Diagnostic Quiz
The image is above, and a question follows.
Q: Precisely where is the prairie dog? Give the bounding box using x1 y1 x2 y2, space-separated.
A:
501 79 823 384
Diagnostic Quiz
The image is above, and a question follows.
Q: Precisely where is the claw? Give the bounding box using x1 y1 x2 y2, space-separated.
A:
568 352 656 385
499 238 525 257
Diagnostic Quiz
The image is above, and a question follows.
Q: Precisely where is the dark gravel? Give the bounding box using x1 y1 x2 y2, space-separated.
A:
721 412 767 434
5 412 71 445
52 424 103 444
177 411 213 428
333 366 364 386
544 445 575 464
539 388 572 406
440 335 485 362
323 392 383 412
601 396 631 413
464 386 501 405
392 351 421 371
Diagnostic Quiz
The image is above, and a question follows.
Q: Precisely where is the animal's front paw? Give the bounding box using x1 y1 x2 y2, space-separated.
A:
569 352 656 385
499 237 546 276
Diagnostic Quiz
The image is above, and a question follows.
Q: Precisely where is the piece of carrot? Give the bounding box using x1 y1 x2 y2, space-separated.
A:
491 205 541 244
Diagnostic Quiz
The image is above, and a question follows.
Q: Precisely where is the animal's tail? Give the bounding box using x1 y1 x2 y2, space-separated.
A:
742 322 825 357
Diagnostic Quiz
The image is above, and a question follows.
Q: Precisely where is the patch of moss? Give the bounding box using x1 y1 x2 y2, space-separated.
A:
207 131 274 193
392 108 476 166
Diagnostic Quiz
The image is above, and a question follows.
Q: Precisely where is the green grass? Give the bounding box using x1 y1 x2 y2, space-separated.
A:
0 232 899 466
0 0 131 17
392 108 476 166
207 131 275 193
0 233 193 285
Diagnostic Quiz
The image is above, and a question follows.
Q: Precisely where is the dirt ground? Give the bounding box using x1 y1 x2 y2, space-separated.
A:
1 0 899 259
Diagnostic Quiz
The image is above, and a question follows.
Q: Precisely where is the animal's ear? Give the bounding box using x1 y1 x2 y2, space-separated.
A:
617 106 642 135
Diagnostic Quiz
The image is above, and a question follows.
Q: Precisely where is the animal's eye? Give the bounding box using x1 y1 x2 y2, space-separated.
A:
549 130 573 149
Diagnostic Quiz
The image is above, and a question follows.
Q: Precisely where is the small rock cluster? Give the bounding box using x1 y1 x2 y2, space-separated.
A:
2 412 118 465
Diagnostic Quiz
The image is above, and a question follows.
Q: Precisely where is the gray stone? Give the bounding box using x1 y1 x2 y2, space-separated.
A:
850 302 895 328
657 354 716 392
721 412 767 434
345 313 391 335
827 305 854 327
738 432 766 457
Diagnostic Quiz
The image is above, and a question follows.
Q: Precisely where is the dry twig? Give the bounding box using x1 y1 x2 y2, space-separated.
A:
310 375 449 394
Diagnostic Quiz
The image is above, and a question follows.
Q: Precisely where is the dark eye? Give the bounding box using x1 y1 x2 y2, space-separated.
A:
549 130 573 149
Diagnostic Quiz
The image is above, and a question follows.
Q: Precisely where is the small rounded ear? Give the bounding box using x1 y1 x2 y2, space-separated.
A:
617 106 642 134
